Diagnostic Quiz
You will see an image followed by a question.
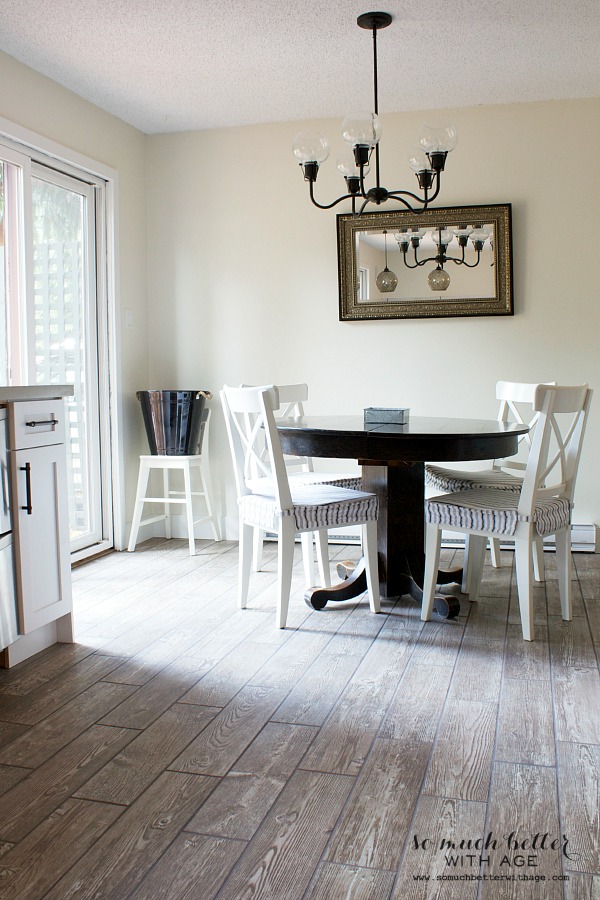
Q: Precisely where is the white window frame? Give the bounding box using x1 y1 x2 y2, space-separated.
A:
1 144 31 384
0 115 124 559
358 265 369 301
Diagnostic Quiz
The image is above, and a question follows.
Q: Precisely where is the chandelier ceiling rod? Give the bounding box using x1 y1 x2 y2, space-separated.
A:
362 11 384 194
292 11 458 215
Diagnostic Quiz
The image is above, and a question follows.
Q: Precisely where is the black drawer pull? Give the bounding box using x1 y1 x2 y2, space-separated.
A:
20 463 32 514
25 418 58 428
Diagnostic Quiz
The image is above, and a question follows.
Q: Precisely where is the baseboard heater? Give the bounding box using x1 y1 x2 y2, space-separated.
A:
264 524 597 553
440 523 597 553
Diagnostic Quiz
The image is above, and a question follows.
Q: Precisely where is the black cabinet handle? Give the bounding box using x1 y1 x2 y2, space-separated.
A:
25 418 58 428
20 463 32 515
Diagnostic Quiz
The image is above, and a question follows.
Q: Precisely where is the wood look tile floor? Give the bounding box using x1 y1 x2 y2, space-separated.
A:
0 537 598 899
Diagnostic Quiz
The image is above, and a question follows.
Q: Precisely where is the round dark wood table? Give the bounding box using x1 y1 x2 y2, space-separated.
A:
277 415 529 614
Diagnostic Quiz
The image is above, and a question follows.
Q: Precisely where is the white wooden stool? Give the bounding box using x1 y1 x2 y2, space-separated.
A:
128 431 221 555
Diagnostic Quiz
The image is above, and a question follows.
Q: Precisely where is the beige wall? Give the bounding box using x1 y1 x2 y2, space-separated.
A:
2 46 597 539
146 98 600 534
0 50 148 537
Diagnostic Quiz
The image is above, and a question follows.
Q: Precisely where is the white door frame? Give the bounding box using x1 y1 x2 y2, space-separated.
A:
0 115 125 558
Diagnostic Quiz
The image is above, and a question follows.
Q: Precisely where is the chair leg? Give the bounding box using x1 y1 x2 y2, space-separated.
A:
163 467 172 539
315 530 331 587
183 461 196 556
199 457 221 541
421 523 442 621
363 519 380 613
277 519 295 629
252 528 265 572
127 460 151 551
300 532 316 588
238 520 254 610
515 530 534 641
533 534 545 583
462 534 472 593
489 536 502 568
467 534 488 602
555 528 572 621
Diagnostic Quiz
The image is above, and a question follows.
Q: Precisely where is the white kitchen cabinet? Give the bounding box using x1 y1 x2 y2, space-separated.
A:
8 399 73 639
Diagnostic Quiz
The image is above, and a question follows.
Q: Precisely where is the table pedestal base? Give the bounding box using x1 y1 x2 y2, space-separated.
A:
303 458 463 619
304 560 462 619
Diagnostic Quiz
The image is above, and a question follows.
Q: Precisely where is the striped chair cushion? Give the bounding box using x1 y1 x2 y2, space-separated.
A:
426 464 522 494
426 488 572 537
240 483 378 533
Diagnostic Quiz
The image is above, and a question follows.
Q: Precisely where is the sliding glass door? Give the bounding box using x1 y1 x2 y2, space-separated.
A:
31 167 105 553
0 143 112 558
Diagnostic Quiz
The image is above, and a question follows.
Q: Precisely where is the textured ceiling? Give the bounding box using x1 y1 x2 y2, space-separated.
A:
0 0 598 134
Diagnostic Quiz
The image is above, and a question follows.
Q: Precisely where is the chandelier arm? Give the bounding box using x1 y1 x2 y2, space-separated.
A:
455 250 483 268
405 254 440 268
358 175 368 201
386 188 431 205
425 173 442 204
411 246 423 267
308 182 354 210
400 256 422 269
358 161 371 200
383 192 427 211
385 173 442 209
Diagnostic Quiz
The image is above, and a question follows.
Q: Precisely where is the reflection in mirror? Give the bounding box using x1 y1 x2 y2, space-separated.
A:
338 204 513 321
357 222 495 302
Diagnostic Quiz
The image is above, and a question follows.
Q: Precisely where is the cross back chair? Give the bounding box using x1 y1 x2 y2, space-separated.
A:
241 383 361 575
422 384 592 641
221 384 380 628
426 380 554 586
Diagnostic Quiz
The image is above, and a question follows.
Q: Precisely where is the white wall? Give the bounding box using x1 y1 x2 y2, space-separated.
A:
146 98 600 536
0 50 149 537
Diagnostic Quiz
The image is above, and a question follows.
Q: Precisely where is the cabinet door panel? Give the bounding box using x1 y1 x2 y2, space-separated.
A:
11 443 72 633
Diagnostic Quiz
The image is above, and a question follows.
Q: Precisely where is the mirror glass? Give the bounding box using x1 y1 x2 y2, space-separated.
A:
337 204 513 321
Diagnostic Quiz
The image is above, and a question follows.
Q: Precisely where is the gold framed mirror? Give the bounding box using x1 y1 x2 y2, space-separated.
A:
337 203 513 321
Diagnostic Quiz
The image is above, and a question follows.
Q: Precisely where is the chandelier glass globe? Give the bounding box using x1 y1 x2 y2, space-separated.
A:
376 267 398 293
428 266 451 291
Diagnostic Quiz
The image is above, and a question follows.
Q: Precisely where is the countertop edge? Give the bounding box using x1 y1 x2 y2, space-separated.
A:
0 385 74 402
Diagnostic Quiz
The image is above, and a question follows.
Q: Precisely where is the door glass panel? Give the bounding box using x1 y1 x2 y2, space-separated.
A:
31 174 102 550
0 164 7 384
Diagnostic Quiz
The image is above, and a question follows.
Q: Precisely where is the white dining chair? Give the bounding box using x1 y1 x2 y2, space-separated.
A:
241 383 361 576
421 384 592 641
221 384 380 628
426 380 554 588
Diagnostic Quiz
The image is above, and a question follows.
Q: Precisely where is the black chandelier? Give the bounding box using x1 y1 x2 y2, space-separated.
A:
292 11 457 215
395 224 492 291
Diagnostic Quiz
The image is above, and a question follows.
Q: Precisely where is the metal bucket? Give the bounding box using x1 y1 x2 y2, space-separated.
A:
136 390 212 455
